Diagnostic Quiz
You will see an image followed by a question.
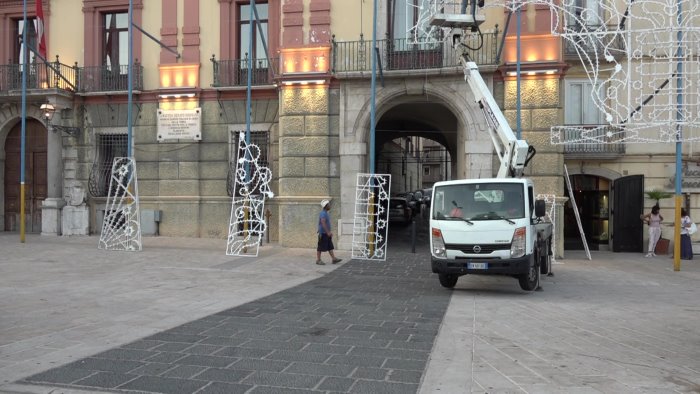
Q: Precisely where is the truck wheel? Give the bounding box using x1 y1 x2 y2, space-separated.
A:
438 274 458 289
518 255 540 291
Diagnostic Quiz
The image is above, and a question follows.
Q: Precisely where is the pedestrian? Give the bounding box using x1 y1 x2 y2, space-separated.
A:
316 200 342 265
680 208 693 260
641 204 663 257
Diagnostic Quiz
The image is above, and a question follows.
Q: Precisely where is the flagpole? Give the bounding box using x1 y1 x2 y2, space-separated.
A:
20 0 27 243
127 0 133 157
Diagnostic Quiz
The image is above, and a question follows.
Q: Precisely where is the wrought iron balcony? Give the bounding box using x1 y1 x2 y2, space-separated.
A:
78 64 144 92
331 32 501 73
562 125 626 157
563 24 626 61
0 57 78 92
211 55 279 87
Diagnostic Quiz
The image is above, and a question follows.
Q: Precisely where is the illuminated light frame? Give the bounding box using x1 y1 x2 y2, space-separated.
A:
280 46 331 75
159 63 200 89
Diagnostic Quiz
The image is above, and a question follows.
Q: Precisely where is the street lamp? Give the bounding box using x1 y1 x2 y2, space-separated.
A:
40 103 80 137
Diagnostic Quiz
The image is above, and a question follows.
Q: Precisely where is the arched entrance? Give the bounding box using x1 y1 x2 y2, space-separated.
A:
3 119 47 232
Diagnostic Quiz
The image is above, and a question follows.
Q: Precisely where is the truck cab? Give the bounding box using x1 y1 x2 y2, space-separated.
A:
429 178 552 291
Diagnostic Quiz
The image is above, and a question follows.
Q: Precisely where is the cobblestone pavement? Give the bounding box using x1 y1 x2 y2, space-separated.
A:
2 230 700 393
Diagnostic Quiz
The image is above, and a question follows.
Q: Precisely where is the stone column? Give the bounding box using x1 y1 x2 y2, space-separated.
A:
41 129 65 235
278 85 337 248
338 142 365 250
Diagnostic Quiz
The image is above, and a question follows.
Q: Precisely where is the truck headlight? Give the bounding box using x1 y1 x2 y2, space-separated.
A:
510 227 526 258
432 227 446 258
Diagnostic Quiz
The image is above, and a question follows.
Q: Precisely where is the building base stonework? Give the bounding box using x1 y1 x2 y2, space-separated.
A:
62 205 89 236
41 198 66 236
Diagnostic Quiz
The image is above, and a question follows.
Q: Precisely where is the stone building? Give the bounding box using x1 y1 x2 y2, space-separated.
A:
0 0 696 254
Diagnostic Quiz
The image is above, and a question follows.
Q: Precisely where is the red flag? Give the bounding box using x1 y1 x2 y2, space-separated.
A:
36 0 46 59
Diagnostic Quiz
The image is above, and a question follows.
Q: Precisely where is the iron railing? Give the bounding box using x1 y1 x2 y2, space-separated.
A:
78 64 144 92
0 58 78 92
563 25 626 60
332 32 500 73
212 55 279 87
562 125 626 155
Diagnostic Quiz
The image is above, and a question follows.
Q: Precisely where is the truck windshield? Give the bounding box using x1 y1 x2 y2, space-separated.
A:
432 183 526 221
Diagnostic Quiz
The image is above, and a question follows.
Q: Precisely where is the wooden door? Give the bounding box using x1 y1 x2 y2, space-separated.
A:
4 119 48 232
612 175 644 252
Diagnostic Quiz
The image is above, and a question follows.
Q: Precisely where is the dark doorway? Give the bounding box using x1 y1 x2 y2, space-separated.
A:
563 175 611 251
4 119 47 232
612 175 644 252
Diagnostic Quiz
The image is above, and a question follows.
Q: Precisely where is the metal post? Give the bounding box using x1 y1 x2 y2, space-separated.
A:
411 219 416 253
20 0 27 243
369 0 378 174
515 0 522 139
673 0 683 271
127 0 133 157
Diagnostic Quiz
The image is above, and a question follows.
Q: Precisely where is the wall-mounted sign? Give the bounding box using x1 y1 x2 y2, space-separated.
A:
157 108 202 141
666 161 700 191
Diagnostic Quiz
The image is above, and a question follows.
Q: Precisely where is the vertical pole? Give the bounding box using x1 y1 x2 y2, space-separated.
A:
127 0 133 157
369 0 378 174
20 0 27 242
673 0 683 271
243 0 255 238
515 0 522 139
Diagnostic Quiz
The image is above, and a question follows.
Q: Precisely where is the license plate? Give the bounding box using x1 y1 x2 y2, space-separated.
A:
467 262 488 269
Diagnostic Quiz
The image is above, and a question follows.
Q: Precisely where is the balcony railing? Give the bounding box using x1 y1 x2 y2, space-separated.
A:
212 55 279 87
332 32 500 73
78 64 144 92
563 25 626 60
0 58 78 92
562 125 626 156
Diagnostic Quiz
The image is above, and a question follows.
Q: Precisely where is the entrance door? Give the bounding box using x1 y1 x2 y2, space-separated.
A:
612 175 644 252
4 119 48 232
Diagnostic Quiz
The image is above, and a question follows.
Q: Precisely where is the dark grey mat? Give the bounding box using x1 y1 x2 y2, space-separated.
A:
21 250 450 394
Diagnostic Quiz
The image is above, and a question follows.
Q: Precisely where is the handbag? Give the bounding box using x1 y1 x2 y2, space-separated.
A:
689 222 697 235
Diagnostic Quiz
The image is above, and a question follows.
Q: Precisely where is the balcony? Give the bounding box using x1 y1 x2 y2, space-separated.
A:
0 59 144 95
0 58 78 93
78 64 144 93
563 24 626 61
561 125 626 158
211 55 279 88
331 32 500 74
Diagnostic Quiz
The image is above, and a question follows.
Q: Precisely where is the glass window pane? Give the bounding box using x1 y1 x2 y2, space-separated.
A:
119 31 128 68
116 13 128 29
257 4 268 19
256 22 268 59
240 5 251 21
240 24 250 59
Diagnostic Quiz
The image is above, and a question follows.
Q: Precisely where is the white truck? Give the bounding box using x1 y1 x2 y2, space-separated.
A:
429 51 553 291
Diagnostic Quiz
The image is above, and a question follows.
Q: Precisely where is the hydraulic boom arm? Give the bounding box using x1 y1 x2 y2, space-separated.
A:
461 57 534 178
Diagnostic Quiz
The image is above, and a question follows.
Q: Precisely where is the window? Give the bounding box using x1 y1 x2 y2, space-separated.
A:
566 0 603 30
228 130 270 197
389 0 432 41
89 134 128 197
423 166 430 176
565 80 604 125
238 3 268 61
103 12 128 72
14 18 38 64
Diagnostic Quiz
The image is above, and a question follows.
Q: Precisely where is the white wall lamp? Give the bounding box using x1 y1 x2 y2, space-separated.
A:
40 103 81 137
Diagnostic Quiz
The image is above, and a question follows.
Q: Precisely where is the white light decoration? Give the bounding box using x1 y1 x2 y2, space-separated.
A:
98 157 142 251
352 173 391 261
419 0 700 143
226 131 274 256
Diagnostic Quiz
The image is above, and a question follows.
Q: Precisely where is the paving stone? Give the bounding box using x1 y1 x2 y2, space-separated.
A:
73 371 137 388
284 362 355 377
350 380 418 394
192 367 252 383
92 348 158 361
241 370 323 389
177 355 236 368
182 344 221 355
213 346 272 358
266 350 331 363
145 351 188 364
382 358 425 371
229 358 290 372
351 367 388 380
65 357 145 373
327 355 386 368
161 365 207 379
128 362 176 376
23 367 94 384
317 376 355 392
118 375 209 393
122 339 164 350
196 381 255 394
153 342 192 352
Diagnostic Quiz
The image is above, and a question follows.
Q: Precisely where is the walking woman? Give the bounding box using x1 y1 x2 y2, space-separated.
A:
680 208 693 260
641 205 663 257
